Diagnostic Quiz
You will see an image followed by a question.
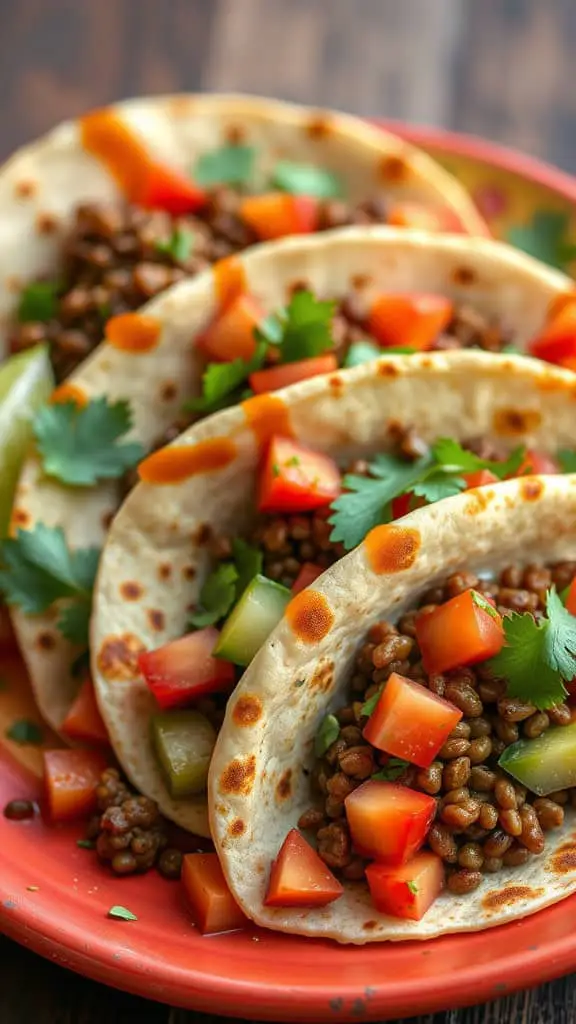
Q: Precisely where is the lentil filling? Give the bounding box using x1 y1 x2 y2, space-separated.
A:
300 560 576 894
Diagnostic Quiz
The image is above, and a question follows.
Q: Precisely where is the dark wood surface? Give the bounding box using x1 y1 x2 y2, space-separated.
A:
1 0 575 1021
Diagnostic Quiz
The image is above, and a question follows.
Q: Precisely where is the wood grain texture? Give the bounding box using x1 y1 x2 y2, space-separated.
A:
1 0 576 1021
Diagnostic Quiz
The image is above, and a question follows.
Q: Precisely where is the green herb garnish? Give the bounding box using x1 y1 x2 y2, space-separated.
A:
77 839 96 850
271 160 342 199
186 342 267 416
314 714 340 757
372 756 410 782
6 719 43 745
407 880 419 895
255 290 335 363
17 282 59 322
194 144 256 187
107 905 138 922
507 211 576 271
155 227 194 263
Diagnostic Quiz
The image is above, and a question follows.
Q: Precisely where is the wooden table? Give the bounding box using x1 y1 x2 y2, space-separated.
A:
1 1 575 1021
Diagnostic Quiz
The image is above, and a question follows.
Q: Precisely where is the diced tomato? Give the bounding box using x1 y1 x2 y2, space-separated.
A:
264 829 343 907
363 672 462 769
182 853 247 934
366 851 444 920
0 604 16 652
560 356 576 372
43 749 108 823
368 293 453 351
512 449 560 477
138 628 235 710
291 562 324 595
249 354 338 395
391 492 426 519
387 202 466 234
415 588 504 675
197 293 263 363
137 163 206 215
565 577 576 617
240 193 320 241
258 436 341 514
463 469 499 488
528 302 576 365
345 781 435 866
61 677 109 745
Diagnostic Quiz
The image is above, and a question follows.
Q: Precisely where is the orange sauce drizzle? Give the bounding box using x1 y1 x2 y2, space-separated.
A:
105 313 161 353
138 438 237 484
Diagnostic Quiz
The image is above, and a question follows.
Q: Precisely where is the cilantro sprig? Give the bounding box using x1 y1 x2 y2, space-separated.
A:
155 226 194 263
194 144 256 187
329 439 526 551
372 757 410 782
187 343 266 415
17 281 60 322
271 160 342 199
0 524 99 646
33 398 144 487
507 211 576 271
488 587 576 710
189 539 263 628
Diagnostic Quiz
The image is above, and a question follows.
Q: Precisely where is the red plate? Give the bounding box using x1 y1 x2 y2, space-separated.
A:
3 127 576 1021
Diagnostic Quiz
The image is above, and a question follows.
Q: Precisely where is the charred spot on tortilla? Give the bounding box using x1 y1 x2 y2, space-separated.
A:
242 394 293 448
309 659 335 693
50 383 88 408
328 374 344 395
36 212 59 235
351 273 371 290
10 508 30 529
228 817 246 837
97 633 146 682
379 154 409 182
465 487 495 515
119 581 143 602
213 255 246 309
147 609 165 632
14 179 36 199
101 510 115 531
232 694 263 727
285 590 334 644
363 920 378 931
288 279 311 297
306 115 332 140
276 769 292 801
139 438 237 484
159 381 178 402
182 564 197 581
482 885 543 911
158 562 172 581
492 407 542 436
550 842 576 874
452 265 477 286
192 523 213 546
224 123 246 145
364 524 420 575
377 361 400 378
7 276 22 293
105 312 161 353
219 755 257 796
521 479 544 502
36 631 56 652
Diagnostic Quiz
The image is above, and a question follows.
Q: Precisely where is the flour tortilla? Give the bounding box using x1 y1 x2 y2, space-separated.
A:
0 91 487 362
11 228 572 740
90 345 576 839
209 474 576 942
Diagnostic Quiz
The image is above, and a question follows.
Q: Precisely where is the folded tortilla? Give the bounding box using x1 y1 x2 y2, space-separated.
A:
0 92 487 361
10 228 572 748
209 474 576 941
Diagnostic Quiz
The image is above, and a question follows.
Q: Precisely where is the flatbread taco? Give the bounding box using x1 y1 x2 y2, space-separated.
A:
209 474 576 941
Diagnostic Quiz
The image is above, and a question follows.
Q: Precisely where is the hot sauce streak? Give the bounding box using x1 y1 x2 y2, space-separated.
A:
105 313 161 353
138 438 237 484
242 395 293 448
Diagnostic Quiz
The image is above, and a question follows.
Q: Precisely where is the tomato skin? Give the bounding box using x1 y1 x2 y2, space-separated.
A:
529 303 576 364
0 604 16 652
512 449 560 477
264 829 343 907
345 781 436 865
368 293 453 351
61 677 109 745
249 354 338 395
138 628 235 710
137 164 206 214
43 749 108 823
182 853 247 934
415 588 504 675
258 436 341 514
363 672 462 769
463 469 499 488
366 851 444 920
291 562 324 595
197 293 262 363
240 193 320 240
566 577 576 616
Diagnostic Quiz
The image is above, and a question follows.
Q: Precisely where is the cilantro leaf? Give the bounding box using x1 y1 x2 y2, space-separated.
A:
314 714 340 757
413 472 466 503
187 342 266 415
407 880 419 895
507 211 576 271
544 588 576 682
155 227 194 262
329 454 432 551
231 538 263 600
107 905 138 922
256 291 335 364
33 398 144 487
189 563 239 628
271 160 342 199
0 525 99 614
58 601 92 646
362 686 384 718
558 449 576 473
194 144 256 187
432 438 525 481
6 719 43 744
77 839 96 850
17 281 59 323
372 756 410 782
488 599 569 711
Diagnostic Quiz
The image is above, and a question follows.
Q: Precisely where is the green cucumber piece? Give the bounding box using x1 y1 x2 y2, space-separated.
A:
151 710 216 799
499 720 576 796
214 573 291 666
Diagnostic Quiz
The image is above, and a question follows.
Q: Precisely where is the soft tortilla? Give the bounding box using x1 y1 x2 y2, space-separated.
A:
209 474 576 942
90 345 576 839
11 229 572 736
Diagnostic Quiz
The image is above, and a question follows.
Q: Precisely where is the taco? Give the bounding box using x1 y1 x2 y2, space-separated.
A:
0 92 487 368
84 342 576 851
209 474 576 941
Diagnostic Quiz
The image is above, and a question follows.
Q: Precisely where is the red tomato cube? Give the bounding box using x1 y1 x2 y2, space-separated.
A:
291 562 324 595
240 193 320 240
44 749 108 823
368 293 453 351
363 672 462 768
462 469 499 488
528 303 576 364
182 853 247 934
138 627 235 710
197 293 262 363
249 354 338 395
61 676 109 745
265 829 343 907
366 851 444 920
137 163 206 214
258 436 341 514
415 588 504 675
345 781 436 866
512 449 560 477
